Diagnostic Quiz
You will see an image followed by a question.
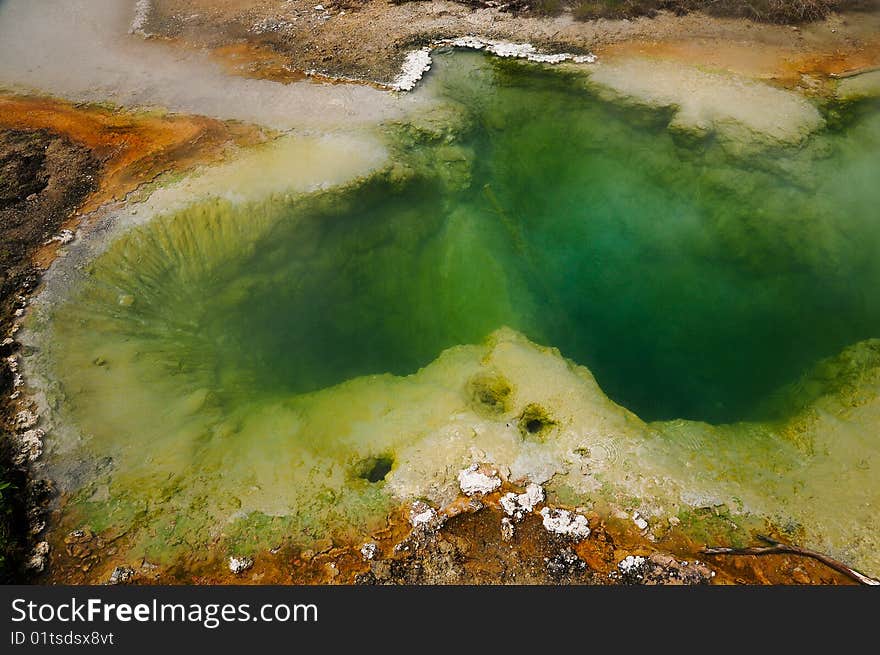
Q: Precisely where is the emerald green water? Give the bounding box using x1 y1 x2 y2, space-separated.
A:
31 52 880 563
85 52 880 424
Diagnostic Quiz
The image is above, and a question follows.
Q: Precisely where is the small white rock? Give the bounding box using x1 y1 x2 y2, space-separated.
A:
228 555 253 574
391 47 432 92
410 509 435 526
17 429 44 463
27 541 50 572
458 464 501 496
500 517 515 541
618 555 647 576
499 483 545 521
14 409 38 429
49 229 75 245
409 500 441 528
360 542 378 561
108 566 134 585
539 508 591 540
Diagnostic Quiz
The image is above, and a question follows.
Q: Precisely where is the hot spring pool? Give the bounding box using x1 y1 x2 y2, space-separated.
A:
24 51 880 571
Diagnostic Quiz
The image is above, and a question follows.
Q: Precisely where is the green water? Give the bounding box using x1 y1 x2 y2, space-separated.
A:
84 53 880 423
33 52 880 562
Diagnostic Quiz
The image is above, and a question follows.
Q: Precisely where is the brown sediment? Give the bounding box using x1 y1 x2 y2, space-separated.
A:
39 486 856 585
594 36 880 88
785 47 880 78
212 42 313 83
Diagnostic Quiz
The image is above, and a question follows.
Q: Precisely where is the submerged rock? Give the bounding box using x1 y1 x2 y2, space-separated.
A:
586 58 824 145
837 70 880 102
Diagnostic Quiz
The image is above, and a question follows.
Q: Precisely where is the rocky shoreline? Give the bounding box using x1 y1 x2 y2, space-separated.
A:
141 1 880 86
0 128 99 581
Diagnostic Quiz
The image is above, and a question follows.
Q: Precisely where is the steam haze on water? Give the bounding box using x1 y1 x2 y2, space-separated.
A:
0 0 412 128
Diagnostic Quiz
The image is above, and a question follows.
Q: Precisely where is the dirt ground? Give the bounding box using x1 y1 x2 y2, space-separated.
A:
142 2 880 85
0 129 96 341
0 128 99 581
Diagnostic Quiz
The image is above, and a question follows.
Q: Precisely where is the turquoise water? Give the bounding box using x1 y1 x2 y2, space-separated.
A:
32 52 880 561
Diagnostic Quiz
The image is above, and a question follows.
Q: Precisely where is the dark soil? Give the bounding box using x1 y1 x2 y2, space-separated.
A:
0 128 99 582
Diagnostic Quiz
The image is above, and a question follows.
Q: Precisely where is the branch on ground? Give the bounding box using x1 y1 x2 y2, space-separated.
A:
702 534 880 586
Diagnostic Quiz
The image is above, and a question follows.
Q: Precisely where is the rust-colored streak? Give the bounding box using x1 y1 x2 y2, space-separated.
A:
595 38 880 87
0 93 265 268
209 41 389 89
211 42 312 84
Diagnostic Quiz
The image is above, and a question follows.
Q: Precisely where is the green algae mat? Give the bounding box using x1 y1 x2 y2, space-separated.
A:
24 52 880 573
